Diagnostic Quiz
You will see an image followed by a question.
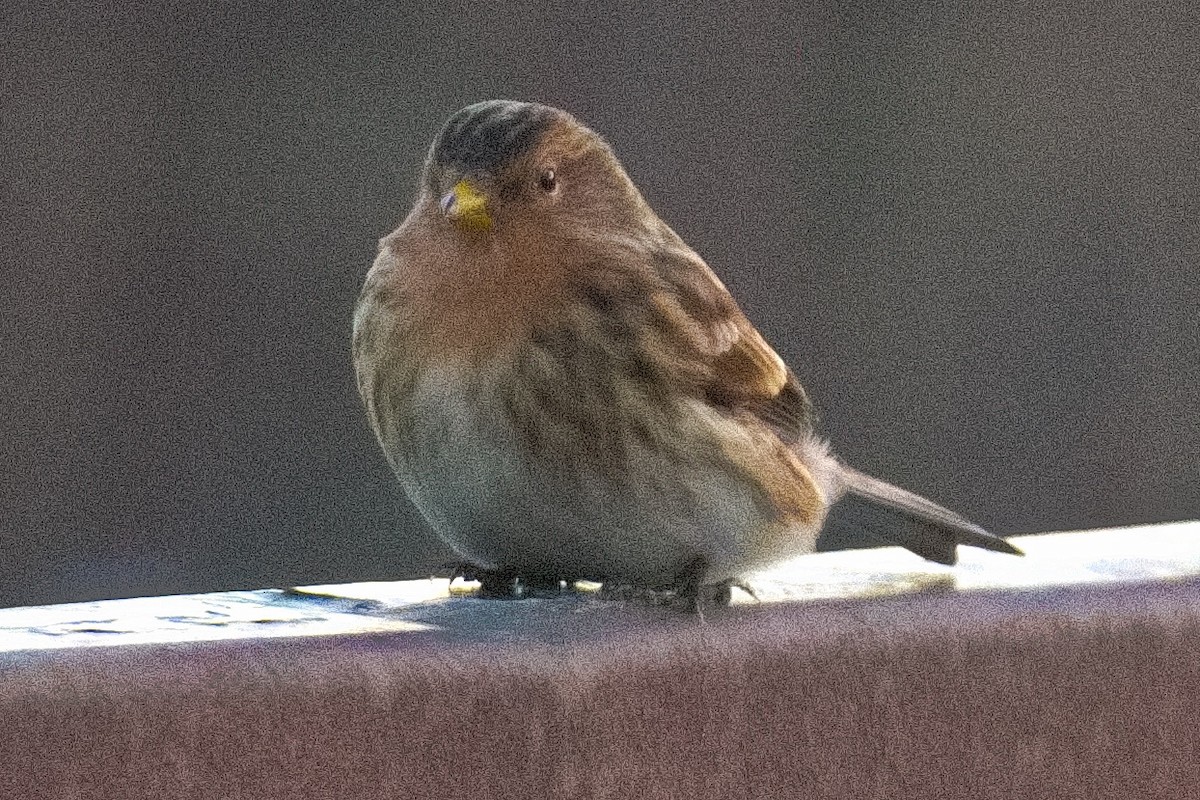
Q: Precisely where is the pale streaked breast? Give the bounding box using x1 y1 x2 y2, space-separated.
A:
389 353 825 584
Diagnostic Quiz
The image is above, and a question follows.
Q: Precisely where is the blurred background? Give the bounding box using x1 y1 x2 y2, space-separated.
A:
3 1 1196 607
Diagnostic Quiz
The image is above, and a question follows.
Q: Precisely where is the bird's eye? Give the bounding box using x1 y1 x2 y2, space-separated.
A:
537 169 558 193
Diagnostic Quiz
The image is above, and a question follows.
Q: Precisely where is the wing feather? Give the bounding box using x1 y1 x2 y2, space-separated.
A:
653 246 813 442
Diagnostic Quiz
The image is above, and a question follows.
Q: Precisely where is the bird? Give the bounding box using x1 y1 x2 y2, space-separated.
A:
352 100 1022 604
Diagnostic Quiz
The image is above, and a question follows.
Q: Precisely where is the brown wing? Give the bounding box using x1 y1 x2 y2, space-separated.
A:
653 246 814 443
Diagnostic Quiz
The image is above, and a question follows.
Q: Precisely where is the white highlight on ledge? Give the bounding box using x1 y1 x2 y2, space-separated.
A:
0 521 1195 652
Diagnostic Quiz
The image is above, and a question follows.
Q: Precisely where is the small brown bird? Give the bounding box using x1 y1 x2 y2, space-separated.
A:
353 100 1020 602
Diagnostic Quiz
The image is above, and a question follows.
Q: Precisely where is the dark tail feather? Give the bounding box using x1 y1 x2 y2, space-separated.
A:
821 465 1023 566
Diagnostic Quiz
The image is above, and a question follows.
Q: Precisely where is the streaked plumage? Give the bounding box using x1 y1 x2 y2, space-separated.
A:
353 100 1020 600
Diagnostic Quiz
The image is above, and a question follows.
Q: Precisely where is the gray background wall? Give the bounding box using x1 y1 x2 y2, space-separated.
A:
3 2 1197 608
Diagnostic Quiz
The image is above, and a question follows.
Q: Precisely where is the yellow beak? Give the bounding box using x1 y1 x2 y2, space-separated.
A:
440 180 492 232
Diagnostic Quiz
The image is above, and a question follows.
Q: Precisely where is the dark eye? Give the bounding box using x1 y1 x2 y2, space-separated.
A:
537 169 558 193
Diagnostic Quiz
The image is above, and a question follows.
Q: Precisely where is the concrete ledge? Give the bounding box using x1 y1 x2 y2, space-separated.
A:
1 522 1197 798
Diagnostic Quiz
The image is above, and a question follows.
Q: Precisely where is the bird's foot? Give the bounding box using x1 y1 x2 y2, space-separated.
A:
714 578 759 604
671 561 758 616
596 560 756 615
450 565 568 599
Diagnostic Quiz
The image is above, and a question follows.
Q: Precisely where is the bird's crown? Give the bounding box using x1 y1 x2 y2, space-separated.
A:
430 100 559 174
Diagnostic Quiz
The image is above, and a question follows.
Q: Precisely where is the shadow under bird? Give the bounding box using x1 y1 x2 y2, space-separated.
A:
353 100 1022 603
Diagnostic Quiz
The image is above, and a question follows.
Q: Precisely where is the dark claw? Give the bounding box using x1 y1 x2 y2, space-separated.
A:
668 559 758 615
717 579 759 604
477 570 522 598
453 565 569 599
672 556 710 616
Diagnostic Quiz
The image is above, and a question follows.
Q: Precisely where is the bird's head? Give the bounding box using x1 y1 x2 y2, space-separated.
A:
371 101 676 360
420 100 650 242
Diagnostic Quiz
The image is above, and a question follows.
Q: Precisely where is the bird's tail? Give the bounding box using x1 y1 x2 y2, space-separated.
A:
823 464 1023 565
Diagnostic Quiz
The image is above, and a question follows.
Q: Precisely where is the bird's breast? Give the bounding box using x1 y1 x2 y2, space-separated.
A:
355 242 829 580
395 233 579 364
377 332 824 582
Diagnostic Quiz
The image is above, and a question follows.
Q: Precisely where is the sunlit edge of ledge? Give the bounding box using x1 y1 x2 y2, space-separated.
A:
1 521 1195 653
